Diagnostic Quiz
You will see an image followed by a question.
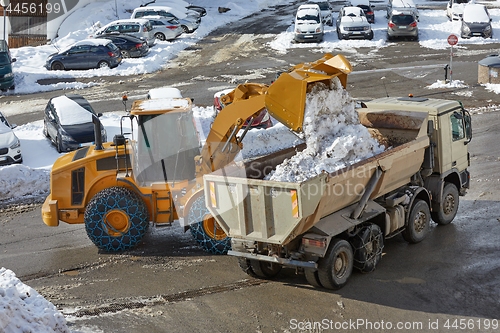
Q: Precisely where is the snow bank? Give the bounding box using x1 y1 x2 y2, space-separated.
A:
0 268 69 333
266 78 385 182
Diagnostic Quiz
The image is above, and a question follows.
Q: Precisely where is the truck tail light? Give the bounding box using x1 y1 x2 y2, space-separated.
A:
302 237 327 248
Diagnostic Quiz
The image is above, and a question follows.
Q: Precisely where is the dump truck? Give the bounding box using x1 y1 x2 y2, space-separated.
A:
204 95 472 289
41 53 352 254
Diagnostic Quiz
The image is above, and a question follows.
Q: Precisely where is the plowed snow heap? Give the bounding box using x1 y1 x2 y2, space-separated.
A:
266 78 385 182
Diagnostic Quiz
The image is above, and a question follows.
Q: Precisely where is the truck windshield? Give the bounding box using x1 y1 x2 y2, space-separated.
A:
132 111 201 186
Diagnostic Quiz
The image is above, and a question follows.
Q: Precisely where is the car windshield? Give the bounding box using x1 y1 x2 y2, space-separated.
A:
391 14 414 24
297 13 320 23
0 53 10 65
52 96 94 126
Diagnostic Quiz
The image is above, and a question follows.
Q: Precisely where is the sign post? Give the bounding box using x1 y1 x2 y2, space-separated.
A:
447 34 458 82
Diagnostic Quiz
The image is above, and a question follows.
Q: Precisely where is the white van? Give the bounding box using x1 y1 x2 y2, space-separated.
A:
294 4 324 43
386 0 419 20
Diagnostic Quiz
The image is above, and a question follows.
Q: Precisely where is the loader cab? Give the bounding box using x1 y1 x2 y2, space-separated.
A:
128 98 201 186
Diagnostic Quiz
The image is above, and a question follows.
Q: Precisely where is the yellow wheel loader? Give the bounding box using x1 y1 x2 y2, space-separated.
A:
41 53 352 253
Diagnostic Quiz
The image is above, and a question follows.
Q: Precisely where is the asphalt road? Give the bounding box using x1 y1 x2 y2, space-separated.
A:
1 1 500 332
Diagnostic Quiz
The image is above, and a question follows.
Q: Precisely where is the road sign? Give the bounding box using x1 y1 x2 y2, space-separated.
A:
447 34 458 46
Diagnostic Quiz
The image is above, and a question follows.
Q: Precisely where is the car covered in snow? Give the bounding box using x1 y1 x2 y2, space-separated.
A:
461 3 492 39
446 0 469 21
294 4 324 43
43 94 107 153
336 6 374 40
0 111 22 166
349 0 375 23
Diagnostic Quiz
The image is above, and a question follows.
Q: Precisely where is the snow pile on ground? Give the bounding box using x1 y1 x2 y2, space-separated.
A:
0 166 50 202
266 78 385 183
0 268 69 333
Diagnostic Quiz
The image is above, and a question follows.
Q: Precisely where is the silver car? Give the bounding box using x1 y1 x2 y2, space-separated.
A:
94 19 156 46
387 10 418 41
147 16 184 41
336 6 373 40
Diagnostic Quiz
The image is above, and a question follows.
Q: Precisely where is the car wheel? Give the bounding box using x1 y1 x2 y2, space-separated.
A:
98 61 110 69
154 32 166 41
181 25 190 33
120 50 130 58
8 84 14 90
51 62 64 70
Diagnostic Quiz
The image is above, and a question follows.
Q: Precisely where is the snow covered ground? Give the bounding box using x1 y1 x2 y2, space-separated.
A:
1 0 500 331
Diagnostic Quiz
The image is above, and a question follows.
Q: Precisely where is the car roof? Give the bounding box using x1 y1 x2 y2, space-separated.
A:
343 6 364 15
390 9 416 16
350 0 371 6
463 3 489 22
73 39 112 47
50 95 95 126
298 4 320 10
133 5 187 18
391 0 416 7
108 18 150 25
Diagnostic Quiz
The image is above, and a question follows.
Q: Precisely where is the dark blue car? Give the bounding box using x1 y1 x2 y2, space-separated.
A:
45 39 122 71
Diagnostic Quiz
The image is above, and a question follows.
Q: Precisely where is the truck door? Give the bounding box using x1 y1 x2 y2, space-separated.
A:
448 110 469 171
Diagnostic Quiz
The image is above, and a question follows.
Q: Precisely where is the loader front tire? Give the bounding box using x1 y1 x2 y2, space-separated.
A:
431 182 459 225
84 187 149 252
317 239 353 290
188 194 231 254
403 199 430 244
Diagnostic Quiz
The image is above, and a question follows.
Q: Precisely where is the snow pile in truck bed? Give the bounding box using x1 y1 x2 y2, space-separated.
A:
266 78 386 183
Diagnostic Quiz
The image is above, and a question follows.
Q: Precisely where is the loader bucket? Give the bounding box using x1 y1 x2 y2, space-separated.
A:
265 53 352 133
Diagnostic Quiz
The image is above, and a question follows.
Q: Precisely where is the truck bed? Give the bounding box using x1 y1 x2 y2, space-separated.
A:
204 109 430 245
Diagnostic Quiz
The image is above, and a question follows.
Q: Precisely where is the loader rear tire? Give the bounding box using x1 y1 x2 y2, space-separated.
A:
84 187 149 252
403 199 430 244
351 224 384 273
188 194 231 254
317 239 353 290
431 182 459 225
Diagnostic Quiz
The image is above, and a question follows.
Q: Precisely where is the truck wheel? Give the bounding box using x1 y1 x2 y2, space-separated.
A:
431 182 459 225
238 258 260 278
188 195 231 254
317 239 353 290
351 224 384 273
250 260 282 278
304 269 322 288
403 199 430 244
84 187 149 252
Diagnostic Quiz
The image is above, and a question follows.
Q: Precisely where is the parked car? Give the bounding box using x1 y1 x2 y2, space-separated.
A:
95 34 149 58
461 3 492 39
0 111 22 166
387 0 419 21
307 1 334 26
147 16 184 41
387 10 419 41
94 19 156 46
350 0 375 23
45 39 122 71
294 4 324 43
213 88 273 129
131 6 200 33
141 0 205 18
446 0 469 21
336 6 374 40
0 40 16 91
43 94 107 153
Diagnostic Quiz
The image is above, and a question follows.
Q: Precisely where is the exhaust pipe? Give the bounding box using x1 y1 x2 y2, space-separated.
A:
93 114 104 151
